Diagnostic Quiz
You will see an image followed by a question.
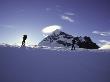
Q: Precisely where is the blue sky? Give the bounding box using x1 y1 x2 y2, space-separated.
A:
0 0 110 47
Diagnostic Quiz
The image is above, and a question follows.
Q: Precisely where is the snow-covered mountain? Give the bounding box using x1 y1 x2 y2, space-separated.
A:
39 29 74 48
38 29 99 49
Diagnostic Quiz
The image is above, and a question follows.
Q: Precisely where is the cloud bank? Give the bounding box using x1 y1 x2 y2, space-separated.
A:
99 44 110 49
92 31 110 49
92 31 110 36
99 40 110 49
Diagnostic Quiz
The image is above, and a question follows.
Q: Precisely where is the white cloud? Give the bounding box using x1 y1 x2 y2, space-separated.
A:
64 12 75 16
61 15 74 23
42 25 62 34
99 40 110 44
92 31 110 36
99 40 110 49
99 44 110 49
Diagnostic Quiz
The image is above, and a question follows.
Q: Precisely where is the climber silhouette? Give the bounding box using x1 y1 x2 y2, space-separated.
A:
22 35 27 46
71 38 76 50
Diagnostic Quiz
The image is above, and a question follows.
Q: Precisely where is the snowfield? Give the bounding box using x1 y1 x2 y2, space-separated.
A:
0 45 110 82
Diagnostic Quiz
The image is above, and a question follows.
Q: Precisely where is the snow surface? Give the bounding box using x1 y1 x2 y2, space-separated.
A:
0 45 110 82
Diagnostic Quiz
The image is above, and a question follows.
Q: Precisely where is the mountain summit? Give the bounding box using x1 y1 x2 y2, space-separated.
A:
38 30 99 49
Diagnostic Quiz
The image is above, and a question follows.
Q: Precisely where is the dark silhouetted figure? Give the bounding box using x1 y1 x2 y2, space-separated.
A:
22 35 27 46
71 38 76 50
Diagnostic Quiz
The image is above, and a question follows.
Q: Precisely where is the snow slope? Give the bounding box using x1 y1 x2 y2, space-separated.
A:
0 45 110 82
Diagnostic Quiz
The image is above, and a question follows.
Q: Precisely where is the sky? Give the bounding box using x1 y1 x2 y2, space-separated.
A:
0 0 110 47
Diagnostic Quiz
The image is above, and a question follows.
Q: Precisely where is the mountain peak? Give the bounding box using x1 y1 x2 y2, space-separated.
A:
52 29 62 35
39 30 99 49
